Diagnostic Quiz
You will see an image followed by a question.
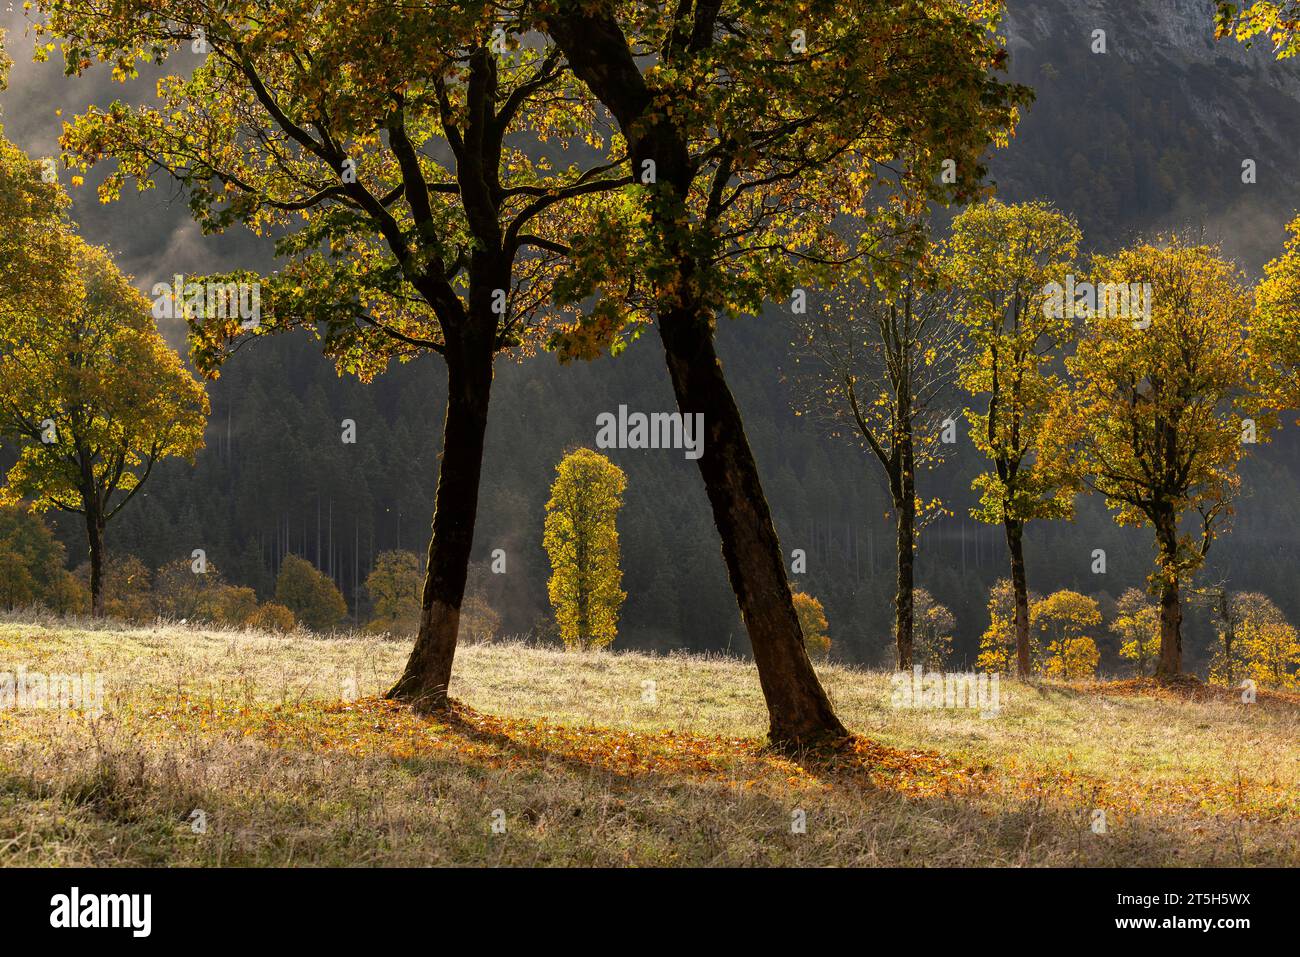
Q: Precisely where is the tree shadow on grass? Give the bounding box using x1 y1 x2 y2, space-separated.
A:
397 708 1284 865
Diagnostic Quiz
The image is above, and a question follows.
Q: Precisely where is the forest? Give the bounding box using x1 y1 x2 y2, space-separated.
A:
0 0 1297 885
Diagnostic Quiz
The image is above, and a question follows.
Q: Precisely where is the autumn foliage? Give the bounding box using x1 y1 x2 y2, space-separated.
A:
543 449 627 651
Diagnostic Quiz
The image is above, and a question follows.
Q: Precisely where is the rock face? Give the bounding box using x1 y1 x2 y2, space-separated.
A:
992 0 1300 271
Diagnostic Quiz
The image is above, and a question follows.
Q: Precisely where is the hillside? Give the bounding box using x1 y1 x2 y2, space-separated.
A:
0 1 1294 670
4 1 1300 671
1 618 1296 866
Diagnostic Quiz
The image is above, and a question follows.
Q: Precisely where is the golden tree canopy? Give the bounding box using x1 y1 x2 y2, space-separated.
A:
543 448 627 651
0 189 208 522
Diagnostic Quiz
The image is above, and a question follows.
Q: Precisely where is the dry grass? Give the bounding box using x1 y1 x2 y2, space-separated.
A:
0 614 1296 866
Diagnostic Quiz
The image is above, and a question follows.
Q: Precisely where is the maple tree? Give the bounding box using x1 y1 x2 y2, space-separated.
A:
38 0 625 709
945 200 1080 679
1252 216 1300 416
977 577 1040 674
543 447 627 651
0 133 69 331
1215 1 1300 58
1112 587 1160 678
0 151 208 614
364 549 424 636
1240 611 1300 691
153 556 228 620
1053 238 1263 677
1032 589 1101 681
792 591 830 660
275 554 347 631
913 587 956 671
0 505 66 610
1207 592 1300 690
791 262 962 669
538 0 1027 746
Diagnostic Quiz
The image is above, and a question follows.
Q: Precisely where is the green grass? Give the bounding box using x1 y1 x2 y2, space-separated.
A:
0 615 1296 866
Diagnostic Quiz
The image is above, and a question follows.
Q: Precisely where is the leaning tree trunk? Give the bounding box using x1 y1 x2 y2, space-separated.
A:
658 306 848 748
1154 522 1183 678
543 8 845 748
1004 515 1031 678
85 505 106 618
386 338 494 712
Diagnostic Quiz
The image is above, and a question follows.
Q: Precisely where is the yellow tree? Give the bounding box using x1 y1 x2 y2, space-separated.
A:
1252 217 1300 413
0 197 207 615
945 200 1081 679
1207 590 1268 687
1242 620 1300 691
792 592 830 660
1223 592 1300 690
543 449 627 651
0 133 69 338
1055 239 1263 678
39 0 625 711
1112 587 1160 678
153 557 227 620
977 577 1041 674
1032 589 1101 681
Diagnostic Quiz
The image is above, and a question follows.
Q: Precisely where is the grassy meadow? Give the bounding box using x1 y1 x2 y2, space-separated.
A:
0 615 1296 866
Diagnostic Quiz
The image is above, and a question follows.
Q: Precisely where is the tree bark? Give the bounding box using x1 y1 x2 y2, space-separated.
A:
386 338 494 711
1156 574 1182 677
85 505 105 618
1004 516 1031 678
893 483 916 671
1154 519 1183 678
1220 593 1235 685
659 307 848 748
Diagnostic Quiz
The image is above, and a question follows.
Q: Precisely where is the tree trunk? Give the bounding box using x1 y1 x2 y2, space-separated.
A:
658 308 848 748
1004 516 1031 678
893 490 915 671
1156 574 1182 677
386 340 494 711
1155 523 1183 678
1221 593 1235 685
85 504 105 618
545 7 845 748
